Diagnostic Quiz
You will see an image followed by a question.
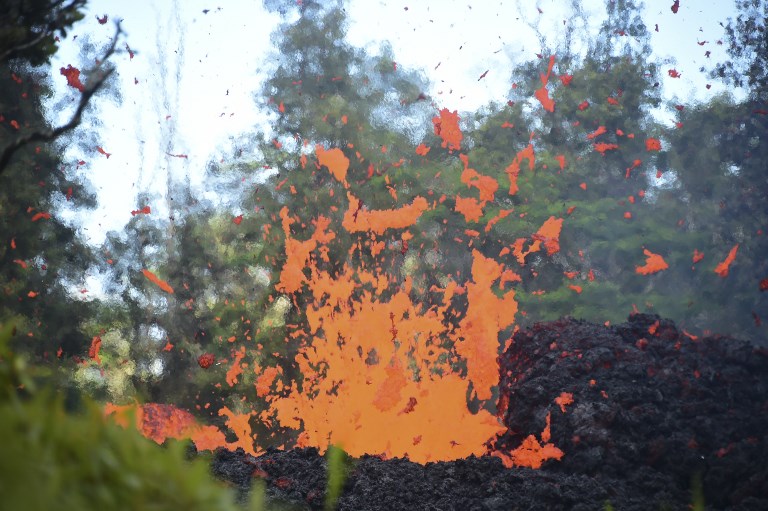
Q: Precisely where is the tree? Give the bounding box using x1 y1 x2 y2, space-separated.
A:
715 0 768 98
0 0 122 376
457 0 685 330
0 0 119 173
0 0 85 65
645 0 768 340
664 95 768 340
434 0 766 342
0 40 96 361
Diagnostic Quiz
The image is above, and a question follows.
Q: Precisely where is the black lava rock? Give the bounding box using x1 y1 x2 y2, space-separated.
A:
211 315 768 510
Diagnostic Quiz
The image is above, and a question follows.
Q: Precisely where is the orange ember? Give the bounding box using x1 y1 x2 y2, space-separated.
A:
31 211 51 221
505 144 535 195
508 216 563 265
141 268 174 294
635 249 669 275
432 108 463 151
587 126 607 140
714 244 739 277
88 336 102 364
198 353 215 368
316 145 350 184
532 216 563 256
226 347 247 386
594 142 619 155
534 56 556 112
645 138 662 151
455 196 485 223
342 193 429 234
493 412 564 469
555 392 574 413
460 154 498 202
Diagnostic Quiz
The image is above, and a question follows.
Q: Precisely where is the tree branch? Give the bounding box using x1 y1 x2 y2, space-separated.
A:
0 23 121 175
0 31 49 64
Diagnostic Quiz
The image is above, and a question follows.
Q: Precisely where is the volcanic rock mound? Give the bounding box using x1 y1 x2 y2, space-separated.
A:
212 314 768 510
494 313 768 509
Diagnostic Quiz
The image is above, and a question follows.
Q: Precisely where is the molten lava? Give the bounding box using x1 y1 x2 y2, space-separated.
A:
102 57 610 469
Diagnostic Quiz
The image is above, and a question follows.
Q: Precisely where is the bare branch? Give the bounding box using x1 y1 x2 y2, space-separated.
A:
0 23 121 175
0 31 49 64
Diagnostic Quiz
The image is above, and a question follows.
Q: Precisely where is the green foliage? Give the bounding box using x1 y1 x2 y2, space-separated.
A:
716 0 768 95
0 47 98 362
0 0 86 66
0 322 265 510
452 0 767 341
691 472 705 511
324 444 349 511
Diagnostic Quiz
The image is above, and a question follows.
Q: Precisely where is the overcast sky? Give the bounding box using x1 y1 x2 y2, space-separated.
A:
47 0 737 246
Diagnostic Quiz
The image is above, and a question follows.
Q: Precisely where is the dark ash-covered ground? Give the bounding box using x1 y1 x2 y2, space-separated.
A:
210 314 768 510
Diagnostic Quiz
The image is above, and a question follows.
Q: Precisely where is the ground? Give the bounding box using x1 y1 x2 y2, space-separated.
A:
210 314 768 510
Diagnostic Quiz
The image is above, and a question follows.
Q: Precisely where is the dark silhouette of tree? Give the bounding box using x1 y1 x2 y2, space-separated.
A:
0 0 120 174
715 0 768 98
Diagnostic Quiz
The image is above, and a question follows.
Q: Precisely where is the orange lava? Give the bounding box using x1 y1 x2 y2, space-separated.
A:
112 78 608 468
105 402 259 456
505 144 535 195
105 403 197 445
141 268 174 294
432 108 463 151
455 196 485 223
635 249 669 275
455 250 517 401
555 392 574 413
460 154 498 202
255 366 282 398
534 56 556 112
316 145 350 184
276 207 318 293
269 273 507 460
260 228 512 461
342 192 429 234
493 412 564 468
714 244 739 277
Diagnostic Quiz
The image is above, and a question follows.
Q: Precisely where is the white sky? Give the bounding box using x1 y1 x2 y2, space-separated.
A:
47 0 737 247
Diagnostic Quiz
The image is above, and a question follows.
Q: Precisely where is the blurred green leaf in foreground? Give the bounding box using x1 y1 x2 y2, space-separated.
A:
0 321 265 511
